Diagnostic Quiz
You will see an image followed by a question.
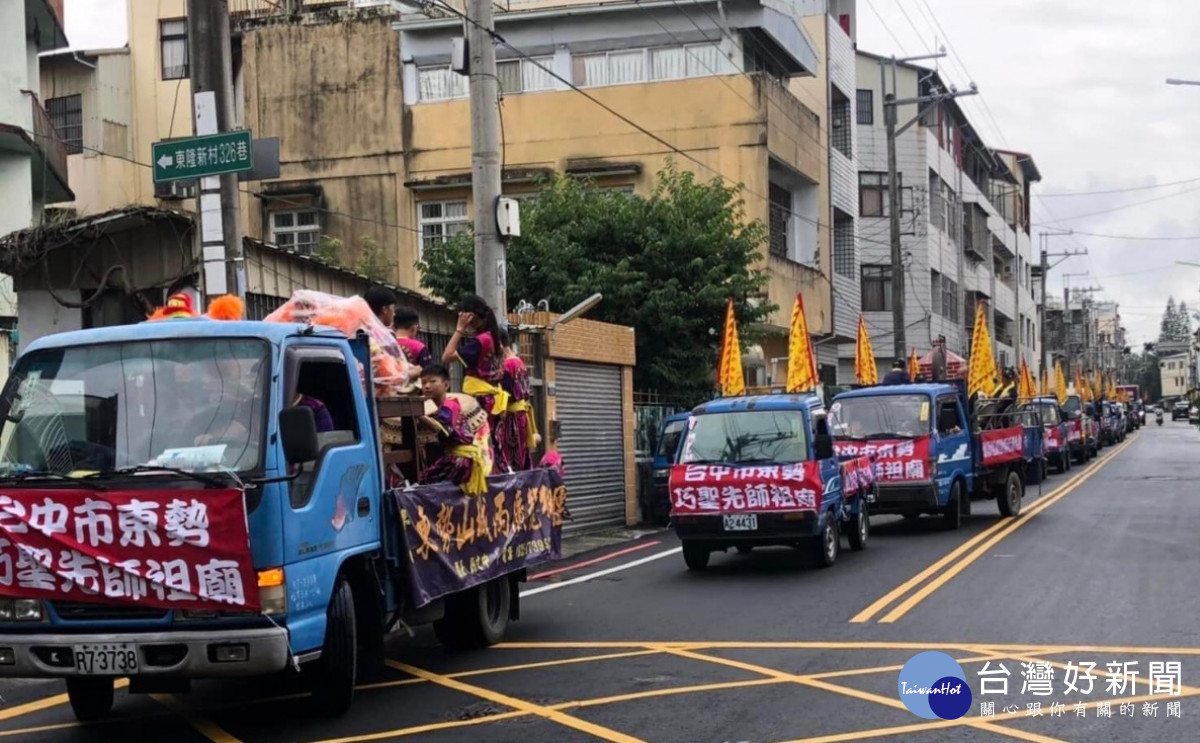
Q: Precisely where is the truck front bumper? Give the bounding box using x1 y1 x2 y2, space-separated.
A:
870 482 939 514
673 512 821 548
0 627 290 679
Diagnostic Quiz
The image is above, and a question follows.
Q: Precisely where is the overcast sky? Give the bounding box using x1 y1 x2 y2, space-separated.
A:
65 0 1200 345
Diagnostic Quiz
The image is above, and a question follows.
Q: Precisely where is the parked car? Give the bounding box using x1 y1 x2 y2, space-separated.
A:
648 412 690 524
1173 400 1190 420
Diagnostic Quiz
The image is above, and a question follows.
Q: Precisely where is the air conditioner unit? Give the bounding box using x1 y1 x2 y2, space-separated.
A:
154 179 195 201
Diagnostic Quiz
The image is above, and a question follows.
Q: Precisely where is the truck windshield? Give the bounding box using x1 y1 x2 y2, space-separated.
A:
829 394 931 439
656 419 686 459
0 339 269 475
680 411 807 464
1025 402 1060 425
1062 396 1081 417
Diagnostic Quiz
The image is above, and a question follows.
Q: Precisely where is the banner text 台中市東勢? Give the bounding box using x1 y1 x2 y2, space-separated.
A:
0 489 258 611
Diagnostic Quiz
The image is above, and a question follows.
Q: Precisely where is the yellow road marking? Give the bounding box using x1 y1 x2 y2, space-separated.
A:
306 710 531 743
150 694 242 743
0 678 129 722
852 437 1132 624
878 437 1135 623
385 659 648 743
453 648 663 678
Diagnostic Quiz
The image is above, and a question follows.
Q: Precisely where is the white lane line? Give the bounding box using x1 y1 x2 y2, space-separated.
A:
520 547 683 597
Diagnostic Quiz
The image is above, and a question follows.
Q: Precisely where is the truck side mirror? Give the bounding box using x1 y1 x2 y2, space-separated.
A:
279 406 320 464
813 433 835 460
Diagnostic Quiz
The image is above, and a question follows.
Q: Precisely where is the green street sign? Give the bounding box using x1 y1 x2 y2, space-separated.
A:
152 130 254 183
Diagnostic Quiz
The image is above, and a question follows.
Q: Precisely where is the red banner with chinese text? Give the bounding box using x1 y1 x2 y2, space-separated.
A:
669 463 824 514
0 489 259 612
1067 419 1083 443
840 455 876 495
1043 425 1062 453
980 426 1025 467
834 437 932 483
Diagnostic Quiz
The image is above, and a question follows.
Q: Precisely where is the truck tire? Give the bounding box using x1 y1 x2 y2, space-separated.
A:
434 577 512 649
735 545 754 555
942 481 962 530
812 515 838 568
66 677 114 722
847 506 869 551
682 541 711 571
998 470 1023 517
309 578 357 716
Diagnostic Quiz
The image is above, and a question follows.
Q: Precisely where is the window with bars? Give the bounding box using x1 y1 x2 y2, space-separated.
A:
418 200 470 258
856 89 873 125
270 210 320 255
768 182 790 259
497 57 555 95
942 277 959 322
46 95 82 154
833 211 855 277
928 170 945 233
160 20 189 80
861 265 893 311
831 90 851 156
859 172 896 218
930 270 941 313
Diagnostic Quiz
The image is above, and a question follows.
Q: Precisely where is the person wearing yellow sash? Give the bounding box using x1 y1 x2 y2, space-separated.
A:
443 294 509 460
495 327 541 472
417 364 492 495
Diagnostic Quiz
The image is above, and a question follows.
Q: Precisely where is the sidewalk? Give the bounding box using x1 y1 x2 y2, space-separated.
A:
559 526 668 560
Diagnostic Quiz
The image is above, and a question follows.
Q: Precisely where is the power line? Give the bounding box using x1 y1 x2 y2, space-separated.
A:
863 0 909 56
1034 181 1200 225
1038 175 1200 197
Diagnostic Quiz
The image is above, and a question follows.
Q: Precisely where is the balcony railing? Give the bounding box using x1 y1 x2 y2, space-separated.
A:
25 92 69 189
228 0 346 16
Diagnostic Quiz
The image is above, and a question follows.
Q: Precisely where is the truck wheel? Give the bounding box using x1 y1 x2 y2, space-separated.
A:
847 507 869 551
682 541 711 571
735 545 754 555
66 677 114 722
812 516 838 568
434 577 512 649
309 578 357 716
942 481 962 530
998 471 1023 517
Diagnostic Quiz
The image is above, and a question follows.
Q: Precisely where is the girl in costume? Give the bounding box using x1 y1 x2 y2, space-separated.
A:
417 364 492 495
394 307 433 383
494 327 539 472
442 294 508 456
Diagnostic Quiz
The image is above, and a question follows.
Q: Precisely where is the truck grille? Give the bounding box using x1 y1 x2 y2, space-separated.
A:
52 601 168 621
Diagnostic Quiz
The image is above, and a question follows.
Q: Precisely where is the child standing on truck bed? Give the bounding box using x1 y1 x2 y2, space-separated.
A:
495 328 539 472
442 295 508 460
418 364 493 495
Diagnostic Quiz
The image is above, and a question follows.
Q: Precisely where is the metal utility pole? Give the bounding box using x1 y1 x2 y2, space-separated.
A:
188 0 244 301
465 0 507 318
1038 228 1081 377
881 51 975 361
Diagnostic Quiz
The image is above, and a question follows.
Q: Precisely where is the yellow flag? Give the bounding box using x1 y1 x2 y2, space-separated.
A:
1075 368 1089 401
854 316 878 386
786 294 819 393
1055 361 1069 406
716 298 745 396
967 301 998 398
1018 359 1036 400
908 347 920 382
1040 368 1052 397
1093 369 1104 401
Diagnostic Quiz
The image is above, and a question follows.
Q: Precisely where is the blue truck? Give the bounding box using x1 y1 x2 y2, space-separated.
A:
0 319 562 721
668 394 873 570
645 412 689 525
829 382 1037 529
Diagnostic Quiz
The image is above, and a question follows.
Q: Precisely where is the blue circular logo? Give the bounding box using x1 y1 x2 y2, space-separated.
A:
897 651 972 719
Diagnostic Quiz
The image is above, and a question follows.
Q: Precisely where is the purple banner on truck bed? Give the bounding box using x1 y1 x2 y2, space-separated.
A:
392 468 566 607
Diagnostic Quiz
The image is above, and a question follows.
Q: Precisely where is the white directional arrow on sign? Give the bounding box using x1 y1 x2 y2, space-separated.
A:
157 154 174 169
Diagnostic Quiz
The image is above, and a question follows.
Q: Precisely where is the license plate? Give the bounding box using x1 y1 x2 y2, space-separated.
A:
73 643 138 675
723 514 758 531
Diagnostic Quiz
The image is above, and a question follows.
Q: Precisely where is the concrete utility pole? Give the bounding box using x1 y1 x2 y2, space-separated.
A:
1038 228 1081 376
188 0 245 301
466 0 507 319
881 51 975 361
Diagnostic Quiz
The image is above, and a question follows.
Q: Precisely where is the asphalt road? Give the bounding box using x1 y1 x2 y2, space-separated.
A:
3 420 1199 742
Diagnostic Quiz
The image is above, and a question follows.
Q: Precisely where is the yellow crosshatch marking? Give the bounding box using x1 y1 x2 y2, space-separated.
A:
0 640 1192 743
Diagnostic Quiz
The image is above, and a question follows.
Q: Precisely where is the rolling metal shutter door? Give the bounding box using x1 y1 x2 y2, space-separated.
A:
555 361 625 534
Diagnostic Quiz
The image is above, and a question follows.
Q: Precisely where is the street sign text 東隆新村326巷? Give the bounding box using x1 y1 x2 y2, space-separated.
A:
152 131 254 183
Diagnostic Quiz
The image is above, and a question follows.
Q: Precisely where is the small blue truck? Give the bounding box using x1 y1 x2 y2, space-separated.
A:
646 412 689 525
668 394 874 570
0 319 562 721
830 382 1036 529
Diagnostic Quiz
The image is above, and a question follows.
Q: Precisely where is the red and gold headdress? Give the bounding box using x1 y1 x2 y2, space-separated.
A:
146 293 245 322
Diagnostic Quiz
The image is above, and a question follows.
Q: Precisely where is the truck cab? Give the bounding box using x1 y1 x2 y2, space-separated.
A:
1023 396 1071 475
646 412 689 525
1061 394 1097 463
0 319 559 721
668 394 871 571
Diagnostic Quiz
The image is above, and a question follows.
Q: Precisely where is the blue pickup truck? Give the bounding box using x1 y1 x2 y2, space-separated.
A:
0 319 562 721
830 382 1036 529
669 394 873 570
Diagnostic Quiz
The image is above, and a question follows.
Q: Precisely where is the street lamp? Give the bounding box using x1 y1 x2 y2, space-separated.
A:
1166 78 1200 86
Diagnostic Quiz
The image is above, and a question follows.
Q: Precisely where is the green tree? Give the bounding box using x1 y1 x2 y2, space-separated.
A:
356 236 394 282
417 163 775 403
316 234 342 264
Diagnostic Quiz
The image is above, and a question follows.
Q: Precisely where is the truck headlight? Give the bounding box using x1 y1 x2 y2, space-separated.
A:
257 568 287 616
0 599 43 621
